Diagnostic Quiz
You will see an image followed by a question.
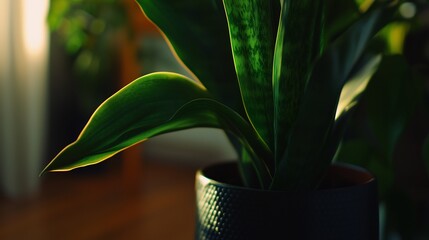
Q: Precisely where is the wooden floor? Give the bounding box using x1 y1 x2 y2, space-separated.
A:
0 160 197 240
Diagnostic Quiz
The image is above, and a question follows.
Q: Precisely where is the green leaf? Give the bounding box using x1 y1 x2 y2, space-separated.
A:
336 53 382 119
237 147 261 188
223 132 263 187
271 4 397 190
335 140 372 166
223 0 278 149
42 72 211 172
42 73 273 187
365 55 418 160
315 112 353 185
273 0 326 159
174 99 273 188
136 0 243 112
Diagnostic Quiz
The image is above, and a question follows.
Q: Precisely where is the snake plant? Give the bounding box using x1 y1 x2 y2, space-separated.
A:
43 0 416 190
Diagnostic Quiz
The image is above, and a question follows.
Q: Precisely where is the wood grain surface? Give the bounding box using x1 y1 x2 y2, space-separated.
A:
0 160 197 240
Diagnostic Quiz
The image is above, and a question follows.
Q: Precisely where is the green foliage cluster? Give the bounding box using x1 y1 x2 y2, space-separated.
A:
48 0 129 113
48 0 127 54
44 0 429 192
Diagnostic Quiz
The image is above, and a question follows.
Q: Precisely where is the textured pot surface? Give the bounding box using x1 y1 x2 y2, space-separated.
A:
195 162 379 240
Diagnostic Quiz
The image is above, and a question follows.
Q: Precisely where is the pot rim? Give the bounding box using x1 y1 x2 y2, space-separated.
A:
197 161 376 193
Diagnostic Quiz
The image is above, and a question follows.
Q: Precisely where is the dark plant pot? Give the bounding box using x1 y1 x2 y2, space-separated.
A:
195 162 379 240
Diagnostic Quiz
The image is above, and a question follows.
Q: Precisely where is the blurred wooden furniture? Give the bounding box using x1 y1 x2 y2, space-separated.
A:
0 161 196 240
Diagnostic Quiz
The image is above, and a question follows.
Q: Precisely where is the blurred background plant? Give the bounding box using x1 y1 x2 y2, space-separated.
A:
48 0 129 114
334 1 429 238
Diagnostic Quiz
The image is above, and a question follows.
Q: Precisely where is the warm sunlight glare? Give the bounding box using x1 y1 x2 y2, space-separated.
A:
23 0 49 57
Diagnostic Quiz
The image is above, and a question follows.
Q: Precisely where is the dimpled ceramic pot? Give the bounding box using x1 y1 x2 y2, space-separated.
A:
195 162 378 240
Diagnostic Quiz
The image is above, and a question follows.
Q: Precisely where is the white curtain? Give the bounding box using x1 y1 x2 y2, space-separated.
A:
0 0 49 198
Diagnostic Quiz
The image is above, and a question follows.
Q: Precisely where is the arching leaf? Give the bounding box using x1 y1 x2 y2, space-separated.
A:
136 0 243 113
43 72 210 172
42 73 273 187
